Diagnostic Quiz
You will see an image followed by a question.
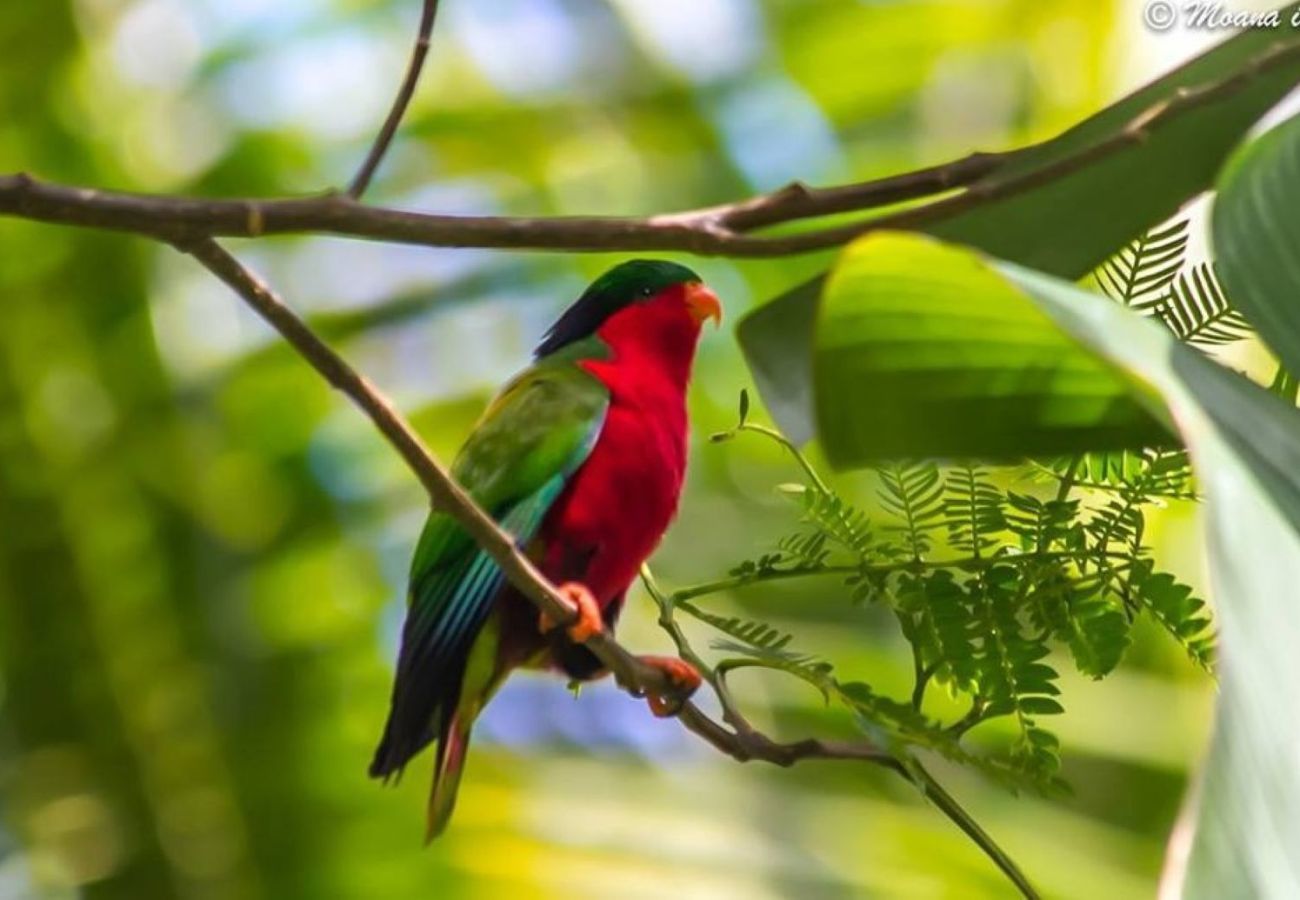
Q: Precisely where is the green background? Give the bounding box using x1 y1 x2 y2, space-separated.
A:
0 2 1218 897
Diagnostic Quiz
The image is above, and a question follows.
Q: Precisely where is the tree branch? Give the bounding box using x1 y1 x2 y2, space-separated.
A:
640 567 1039 898
348 0 441 198
171 235 685 704
0 165 988 257
2 38 1296 260
665 550 1135 606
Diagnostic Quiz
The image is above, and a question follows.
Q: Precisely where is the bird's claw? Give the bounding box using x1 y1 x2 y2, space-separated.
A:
539 582 603 643
639 656 702 717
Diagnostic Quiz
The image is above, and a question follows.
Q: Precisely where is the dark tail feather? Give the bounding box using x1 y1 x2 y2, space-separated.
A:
425 710 473 843
368 716 432 784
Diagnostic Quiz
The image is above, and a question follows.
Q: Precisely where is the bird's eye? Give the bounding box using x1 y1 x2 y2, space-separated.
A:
639 286 653 298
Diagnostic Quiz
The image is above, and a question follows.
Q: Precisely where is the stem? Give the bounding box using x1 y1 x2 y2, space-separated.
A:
946 699 987 738
1055 455 1083 503
647 560 1039 897
911 657 938 712
737 422 831 494
348 0 441 198
903 760 1041 900
669 551 1135 605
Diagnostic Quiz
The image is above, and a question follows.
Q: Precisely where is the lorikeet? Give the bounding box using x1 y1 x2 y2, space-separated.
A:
370 260 722 840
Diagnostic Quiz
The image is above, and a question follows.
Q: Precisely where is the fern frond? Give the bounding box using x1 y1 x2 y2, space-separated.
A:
1146 263 1252 347
1074 450 1146 487
878 461 945 558
943 465 1006 557
715 650 835 700
1086 496 1146 556
898 570 980 693
1130 565 1215 670
837 681 1062 793
793 484 876 560
1024 566 1130 677
1005 492 1078 552
676 599 799 655
969 566 1064 778
1095 218 1189 306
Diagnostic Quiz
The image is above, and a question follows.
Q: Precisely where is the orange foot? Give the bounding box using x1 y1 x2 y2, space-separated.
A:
539 582 603 643
639 656 702 718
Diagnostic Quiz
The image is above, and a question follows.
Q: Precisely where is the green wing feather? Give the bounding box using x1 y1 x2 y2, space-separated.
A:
371 349 609 778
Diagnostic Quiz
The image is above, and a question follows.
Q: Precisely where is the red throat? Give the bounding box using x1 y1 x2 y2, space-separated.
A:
532 284 709 613
586 283 708 393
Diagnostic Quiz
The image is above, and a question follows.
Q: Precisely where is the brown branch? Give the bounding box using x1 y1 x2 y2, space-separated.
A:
348 0 441 198
0 165 991 257
172 235 684 704
640 568 1039 898
2 38 1297 260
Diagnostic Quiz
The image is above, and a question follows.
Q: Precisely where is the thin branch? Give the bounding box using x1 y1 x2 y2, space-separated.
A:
642 566 1038 898
912 656 939 712
641 567 754 736
685 150 1009 231
719 421 832 492
348 0 441 198
668 550 1135 605
0 168 985 257
946 699 989 738
908 760 1041 900
2 37 1296 259
172 236 685 704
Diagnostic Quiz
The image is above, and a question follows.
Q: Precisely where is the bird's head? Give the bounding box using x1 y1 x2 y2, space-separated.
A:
535 260 722 366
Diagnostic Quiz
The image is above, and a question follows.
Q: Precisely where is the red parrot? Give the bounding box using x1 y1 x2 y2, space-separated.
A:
370 260 722 839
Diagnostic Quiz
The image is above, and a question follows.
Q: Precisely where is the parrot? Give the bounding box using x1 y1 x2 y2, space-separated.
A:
369 259 722 840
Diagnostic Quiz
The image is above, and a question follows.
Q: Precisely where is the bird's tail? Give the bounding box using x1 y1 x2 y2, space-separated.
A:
425 708 474 843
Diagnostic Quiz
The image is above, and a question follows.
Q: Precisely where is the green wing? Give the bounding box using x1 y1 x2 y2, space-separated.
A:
370 352 609 777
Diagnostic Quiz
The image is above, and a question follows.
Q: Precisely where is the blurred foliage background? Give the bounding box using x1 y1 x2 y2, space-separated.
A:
0 1 1222 897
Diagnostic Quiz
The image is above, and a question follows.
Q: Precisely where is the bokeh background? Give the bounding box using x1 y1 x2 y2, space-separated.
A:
0 1 1236 897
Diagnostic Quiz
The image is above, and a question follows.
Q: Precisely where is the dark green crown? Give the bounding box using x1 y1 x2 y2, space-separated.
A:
535 260 701 357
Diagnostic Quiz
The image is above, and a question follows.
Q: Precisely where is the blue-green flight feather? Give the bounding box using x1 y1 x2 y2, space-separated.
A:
370 345 609 778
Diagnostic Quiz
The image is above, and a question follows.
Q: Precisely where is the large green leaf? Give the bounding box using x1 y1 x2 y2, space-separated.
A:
741 14 1300 441
997 264 1300 900
809 234 1169 463
929 8 1300 274
1213 110 1300 377
786 228 1300 895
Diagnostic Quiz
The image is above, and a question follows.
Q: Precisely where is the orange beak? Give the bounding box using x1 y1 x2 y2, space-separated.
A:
685 282 722 326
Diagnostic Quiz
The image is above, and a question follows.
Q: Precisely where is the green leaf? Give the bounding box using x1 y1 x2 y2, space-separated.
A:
1146 263 1253 347
1096 219 1190 307
807 232 1170 462
1214 110 1300 375
741 22 1300 441
1130 564 1215 671
989 259 1300 899
926 31 1300 274
877 461 945 558
746 227 1300 892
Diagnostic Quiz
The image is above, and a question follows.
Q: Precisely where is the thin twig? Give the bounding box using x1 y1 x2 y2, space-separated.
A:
667 551 1136 605
911 656 939 713
946 700 988 739
641 566 1037 897
348 0 441 198
907 760 1042 900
